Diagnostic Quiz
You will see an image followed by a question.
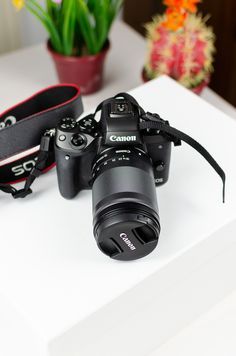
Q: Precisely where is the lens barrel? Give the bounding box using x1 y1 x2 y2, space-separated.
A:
92 148 160 261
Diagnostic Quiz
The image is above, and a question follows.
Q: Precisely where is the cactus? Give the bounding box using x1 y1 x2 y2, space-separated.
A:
144 1 215 90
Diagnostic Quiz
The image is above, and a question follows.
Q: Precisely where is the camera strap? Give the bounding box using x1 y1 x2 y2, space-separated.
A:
140 113 226 202
0 84 83 198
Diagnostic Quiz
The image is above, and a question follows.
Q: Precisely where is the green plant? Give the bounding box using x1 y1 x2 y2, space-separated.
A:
12 0 123 56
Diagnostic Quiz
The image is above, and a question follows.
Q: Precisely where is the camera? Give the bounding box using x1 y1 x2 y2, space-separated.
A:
55 93 225 261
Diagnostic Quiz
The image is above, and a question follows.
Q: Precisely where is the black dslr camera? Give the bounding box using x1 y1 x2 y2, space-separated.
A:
55 93 225 261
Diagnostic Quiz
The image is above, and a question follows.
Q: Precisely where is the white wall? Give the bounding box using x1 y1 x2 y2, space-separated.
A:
18 3 47 47
0 0 47 55
0 0 21 54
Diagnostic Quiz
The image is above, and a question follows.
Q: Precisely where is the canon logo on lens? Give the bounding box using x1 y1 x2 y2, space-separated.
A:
109 135 137 142
120 233 136 251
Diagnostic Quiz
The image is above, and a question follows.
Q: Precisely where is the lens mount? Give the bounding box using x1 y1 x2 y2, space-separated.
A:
92 146 150 182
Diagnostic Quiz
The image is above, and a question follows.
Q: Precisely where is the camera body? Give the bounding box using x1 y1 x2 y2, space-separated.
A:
55 98 171 198
54 93 225 261
55 94 172 261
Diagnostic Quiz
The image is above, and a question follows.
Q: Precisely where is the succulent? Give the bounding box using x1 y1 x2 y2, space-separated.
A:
144 1 215 89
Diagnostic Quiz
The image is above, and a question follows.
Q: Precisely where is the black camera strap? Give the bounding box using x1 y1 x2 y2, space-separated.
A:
1 130 55 199
0 84 83 198
140 112 226 202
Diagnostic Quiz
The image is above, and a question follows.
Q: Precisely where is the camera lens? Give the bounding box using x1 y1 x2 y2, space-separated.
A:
92 148 160 261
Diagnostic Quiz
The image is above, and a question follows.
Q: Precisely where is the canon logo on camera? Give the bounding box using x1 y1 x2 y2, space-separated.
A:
109 135 137 142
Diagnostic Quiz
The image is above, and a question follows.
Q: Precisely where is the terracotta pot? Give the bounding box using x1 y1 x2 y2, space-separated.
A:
142 68 209 95
47 41 110 95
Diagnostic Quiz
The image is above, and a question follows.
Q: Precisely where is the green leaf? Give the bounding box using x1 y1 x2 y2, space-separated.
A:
26 0 62 53
75 0 98 54
93 0 109 52
46 0 53 17
87 0 96 12
47 0 61 27
62 0 76 55
108 0 123 28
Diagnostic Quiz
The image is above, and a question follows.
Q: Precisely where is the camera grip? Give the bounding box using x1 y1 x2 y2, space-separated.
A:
145 135 171 186
55 147 81 199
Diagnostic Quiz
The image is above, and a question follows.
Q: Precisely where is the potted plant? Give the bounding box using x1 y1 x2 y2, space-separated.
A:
143 0 215 94
12 0 123 94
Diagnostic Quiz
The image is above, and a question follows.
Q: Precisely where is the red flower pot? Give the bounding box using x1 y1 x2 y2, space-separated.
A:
142 68 209 95
47 41 110 95
191 77 210 95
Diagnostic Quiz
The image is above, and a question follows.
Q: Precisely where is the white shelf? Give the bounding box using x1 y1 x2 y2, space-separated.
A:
0 21 236 356
0 75 236 356
149 290 236 356
201 88 236 120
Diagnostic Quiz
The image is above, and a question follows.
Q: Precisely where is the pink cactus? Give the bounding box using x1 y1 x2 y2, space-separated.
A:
144 14 215 90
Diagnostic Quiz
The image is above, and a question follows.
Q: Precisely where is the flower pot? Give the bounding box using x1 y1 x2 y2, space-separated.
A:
47 41 110 95
191 77 210 95
142 68 209 95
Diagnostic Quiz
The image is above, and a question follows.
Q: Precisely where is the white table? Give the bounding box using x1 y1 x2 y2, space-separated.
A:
1 21 236 356
149 289 236 356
